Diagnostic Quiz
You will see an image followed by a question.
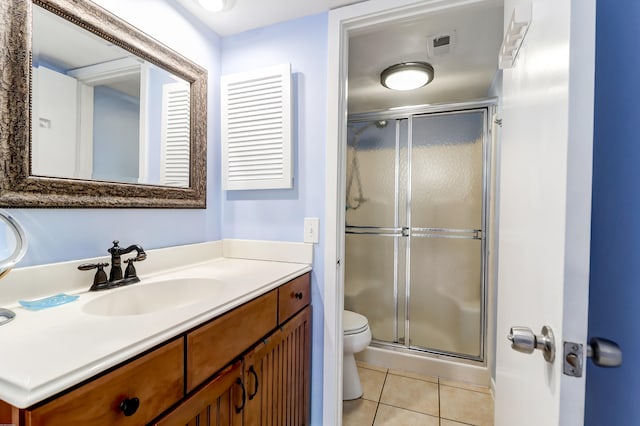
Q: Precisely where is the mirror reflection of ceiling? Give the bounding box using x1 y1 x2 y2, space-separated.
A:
32 5 140 97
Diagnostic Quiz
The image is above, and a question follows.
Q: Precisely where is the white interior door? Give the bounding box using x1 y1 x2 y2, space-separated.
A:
495 0 595 425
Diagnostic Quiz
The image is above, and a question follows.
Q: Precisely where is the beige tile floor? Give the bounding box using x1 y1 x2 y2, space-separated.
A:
343 362 494 426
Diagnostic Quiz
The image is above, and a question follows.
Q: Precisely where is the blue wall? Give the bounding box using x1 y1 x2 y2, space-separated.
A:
6 0 222 266
145 64 182 184
586 0 640 423
92 86 140 183
221 13 328 425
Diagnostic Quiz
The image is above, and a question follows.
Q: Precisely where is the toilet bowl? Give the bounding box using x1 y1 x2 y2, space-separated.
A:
343 310 372 400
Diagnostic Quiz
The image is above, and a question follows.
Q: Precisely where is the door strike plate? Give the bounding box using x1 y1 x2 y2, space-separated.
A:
563 341 584 377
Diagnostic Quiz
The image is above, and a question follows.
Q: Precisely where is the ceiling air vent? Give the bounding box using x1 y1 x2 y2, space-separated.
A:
427 31 456 58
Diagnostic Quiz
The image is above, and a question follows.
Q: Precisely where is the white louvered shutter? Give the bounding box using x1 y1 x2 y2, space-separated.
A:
221 63 292 190
160 82 190 187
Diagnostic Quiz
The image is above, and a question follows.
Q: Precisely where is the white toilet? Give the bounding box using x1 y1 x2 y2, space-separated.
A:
343 310 372 400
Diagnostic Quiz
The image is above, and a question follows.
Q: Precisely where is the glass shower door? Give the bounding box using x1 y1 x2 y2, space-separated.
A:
407 110 486 358
344 107 488 361
344 119 404 343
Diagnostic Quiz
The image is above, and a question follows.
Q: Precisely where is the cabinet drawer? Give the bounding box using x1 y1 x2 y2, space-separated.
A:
278 273 310 324
187 290 277 392
25 339 184 426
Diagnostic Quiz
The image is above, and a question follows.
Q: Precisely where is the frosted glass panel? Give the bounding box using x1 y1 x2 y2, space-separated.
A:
408 237 482 357
345 107 488 361
346 121 397 227
411 112 484 230
345 234 396 342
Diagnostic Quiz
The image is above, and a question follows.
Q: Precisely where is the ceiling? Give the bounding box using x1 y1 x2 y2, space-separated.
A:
176 0 504 114
173 0 364 36
348 1 504 113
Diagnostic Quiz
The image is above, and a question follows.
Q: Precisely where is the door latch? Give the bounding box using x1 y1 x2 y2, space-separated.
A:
563 337 623 377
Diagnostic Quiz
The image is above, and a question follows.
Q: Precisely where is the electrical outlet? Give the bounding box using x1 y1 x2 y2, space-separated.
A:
304 217 319 244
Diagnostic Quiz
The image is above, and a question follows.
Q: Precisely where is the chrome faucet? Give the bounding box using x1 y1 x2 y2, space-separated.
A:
78 240 147 291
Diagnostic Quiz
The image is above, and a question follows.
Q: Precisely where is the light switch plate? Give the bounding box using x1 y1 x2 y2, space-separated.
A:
304 217 319 244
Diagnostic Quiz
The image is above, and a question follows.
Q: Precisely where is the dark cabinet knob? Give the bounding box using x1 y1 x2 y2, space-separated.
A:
294 292 303 300
119 397 140 416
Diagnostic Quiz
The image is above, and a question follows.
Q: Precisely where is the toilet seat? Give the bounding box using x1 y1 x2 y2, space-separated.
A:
344 310 369 335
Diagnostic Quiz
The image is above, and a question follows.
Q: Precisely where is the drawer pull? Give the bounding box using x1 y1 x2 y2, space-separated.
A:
235 378 246 413
119 397 140 416
294 292 303 300
248 366 259 400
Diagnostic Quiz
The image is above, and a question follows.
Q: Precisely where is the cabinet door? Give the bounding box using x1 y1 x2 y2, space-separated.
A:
244 306 311 426
153 361 244 426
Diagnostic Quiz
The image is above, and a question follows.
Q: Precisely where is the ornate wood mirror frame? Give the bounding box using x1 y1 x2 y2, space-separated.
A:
0 0 207 208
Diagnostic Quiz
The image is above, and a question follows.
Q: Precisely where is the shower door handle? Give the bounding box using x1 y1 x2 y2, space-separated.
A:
345 226 403 236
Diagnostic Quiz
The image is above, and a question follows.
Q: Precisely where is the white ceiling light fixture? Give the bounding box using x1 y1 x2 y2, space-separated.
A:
380 61 435 91
197 0 228 12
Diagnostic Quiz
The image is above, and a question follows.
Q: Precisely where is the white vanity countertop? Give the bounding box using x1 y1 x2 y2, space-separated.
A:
0 240 312 408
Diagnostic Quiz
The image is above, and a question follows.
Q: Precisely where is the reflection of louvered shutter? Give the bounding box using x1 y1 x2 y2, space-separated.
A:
160 82 190 187
221 63 292 190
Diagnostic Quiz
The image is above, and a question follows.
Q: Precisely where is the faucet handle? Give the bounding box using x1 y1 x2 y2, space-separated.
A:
78 262 109 290
78 262 109 271
124 258 138 279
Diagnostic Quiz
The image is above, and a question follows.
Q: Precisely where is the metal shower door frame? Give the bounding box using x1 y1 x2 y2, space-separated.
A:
347 98 496 363
406 107 489 362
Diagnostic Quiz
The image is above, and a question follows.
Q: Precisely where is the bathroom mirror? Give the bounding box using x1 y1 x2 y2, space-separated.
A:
0 210 28 279
0 0 207 208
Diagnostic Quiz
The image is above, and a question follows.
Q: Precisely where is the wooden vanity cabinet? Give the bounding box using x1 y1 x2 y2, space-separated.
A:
154 273 311 426
0 272 311 426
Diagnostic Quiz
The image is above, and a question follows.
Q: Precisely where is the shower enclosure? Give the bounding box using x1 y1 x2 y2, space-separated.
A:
344 102 492 361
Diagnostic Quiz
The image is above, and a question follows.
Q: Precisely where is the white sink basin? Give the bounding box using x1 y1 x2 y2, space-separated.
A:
82 278 224 316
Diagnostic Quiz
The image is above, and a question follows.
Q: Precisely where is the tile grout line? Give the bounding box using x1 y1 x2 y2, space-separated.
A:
439 382 492 396
438 376 442 426
371 369 389 425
